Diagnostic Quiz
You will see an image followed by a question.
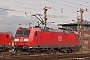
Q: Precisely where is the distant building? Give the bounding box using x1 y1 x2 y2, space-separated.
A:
58 20 90 50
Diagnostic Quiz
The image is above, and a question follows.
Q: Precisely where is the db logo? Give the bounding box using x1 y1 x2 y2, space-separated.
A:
58 36 62 41
20 37 23 42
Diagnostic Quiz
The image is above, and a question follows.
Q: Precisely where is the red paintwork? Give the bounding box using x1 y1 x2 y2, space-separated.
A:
14 27 80 48
0 32 12 47
32 31 80 48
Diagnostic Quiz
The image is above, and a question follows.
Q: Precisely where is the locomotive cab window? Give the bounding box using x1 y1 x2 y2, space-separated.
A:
34 31 37 36
6 35 9 38
16 30 30 36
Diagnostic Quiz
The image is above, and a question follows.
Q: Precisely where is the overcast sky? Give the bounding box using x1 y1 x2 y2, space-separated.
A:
0 0 90 34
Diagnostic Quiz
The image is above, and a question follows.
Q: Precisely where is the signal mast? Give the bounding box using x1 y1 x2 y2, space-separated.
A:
43 6 51 28
77 8 88 49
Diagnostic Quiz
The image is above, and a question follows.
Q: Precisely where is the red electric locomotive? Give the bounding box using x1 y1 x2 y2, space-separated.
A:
0 32 12 52
14 27 80 53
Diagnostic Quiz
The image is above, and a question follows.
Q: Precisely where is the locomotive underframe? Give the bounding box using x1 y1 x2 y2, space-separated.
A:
0 44 12 52
14 45 80 53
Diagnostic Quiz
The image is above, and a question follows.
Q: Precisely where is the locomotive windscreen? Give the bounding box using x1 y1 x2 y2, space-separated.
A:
15 30 30 36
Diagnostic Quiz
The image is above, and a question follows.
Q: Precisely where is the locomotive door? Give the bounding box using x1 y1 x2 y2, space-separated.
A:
37 31 41 46
34 31 38 46
34 31 41 47
0 34 4 45
0 34 3 45
4 34 10 45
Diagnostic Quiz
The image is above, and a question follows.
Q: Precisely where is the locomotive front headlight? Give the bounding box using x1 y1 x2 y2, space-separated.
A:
8 43 11 45
24 39 28 42
14 39 19 42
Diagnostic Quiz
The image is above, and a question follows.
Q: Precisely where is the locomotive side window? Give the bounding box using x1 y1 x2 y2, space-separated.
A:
16 30 30 36
6 35 9 38
34 31 37 36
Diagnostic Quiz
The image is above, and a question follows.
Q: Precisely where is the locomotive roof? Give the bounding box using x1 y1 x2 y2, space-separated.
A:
41 28 74 34
0 32 10 35
18 27 74 34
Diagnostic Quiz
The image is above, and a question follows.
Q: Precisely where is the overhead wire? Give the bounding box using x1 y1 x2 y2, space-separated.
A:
1 0 43 11
45 0 89 17
45 0 90 10
0 0 66 17
45 0 79 9
45 0 78 18
2 0 42 7
0 7 23 12
0 0 89 20
0 7 38 16
1 0 59 10
1 0 81 13
60 0 90 7
0 0 45 17
3 0 89 10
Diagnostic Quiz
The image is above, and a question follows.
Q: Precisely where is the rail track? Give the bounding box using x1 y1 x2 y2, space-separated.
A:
0 51 90 60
